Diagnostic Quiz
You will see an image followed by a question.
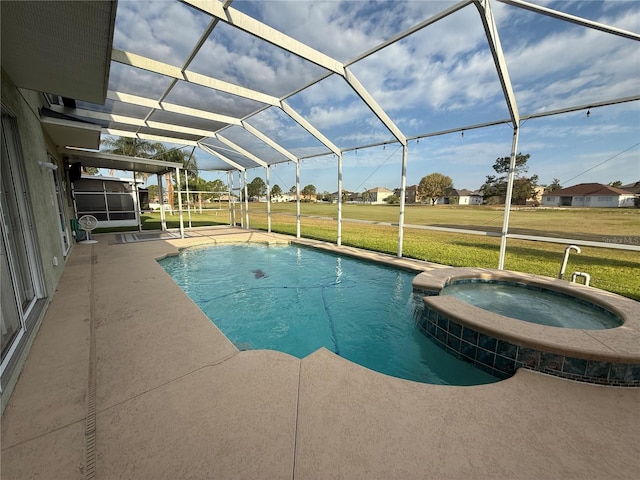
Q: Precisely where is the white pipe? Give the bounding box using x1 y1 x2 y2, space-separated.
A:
185 167 192 229
397 144 408 258
238 171 244 228
39 161 58 171
570 271 590 286
295 162 301 239
228 171 235 226
337 154 343 246
133 169 142 232
559 245 581 279
498 126 520 270
265 165 271 233
176 167 184 239
158 173 166 231
243 170 249 229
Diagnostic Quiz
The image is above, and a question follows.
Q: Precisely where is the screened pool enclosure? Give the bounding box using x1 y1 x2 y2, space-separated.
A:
44 0 640 262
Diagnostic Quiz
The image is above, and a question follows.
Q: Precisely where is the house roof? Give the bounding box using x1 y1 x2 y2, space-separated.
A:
449 189 483 196
543 183 634 196
369 187 393 193
621 181 640 194
60 148 183 175
1 1 116 104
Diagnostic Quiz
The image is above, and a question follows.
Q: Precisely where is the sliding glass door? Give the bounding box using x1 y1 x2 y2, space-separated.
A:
1 110 44 377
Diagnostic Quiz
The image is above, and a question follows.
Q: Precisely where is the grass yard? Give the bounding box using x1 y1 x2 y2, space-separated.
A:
135 203 639 300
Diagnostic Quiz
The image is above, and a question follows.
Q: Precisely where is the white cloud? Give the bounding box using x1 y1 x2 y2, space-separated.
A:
104 0 639 193
114 1 210 65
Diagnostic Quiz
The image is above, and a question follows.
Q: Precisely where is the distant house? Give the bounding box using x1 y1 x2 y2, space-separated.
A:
405 185 420 203
449 189 483 205
271 192 296 202
541 183 636 207
218 194 238 202
366 187 395 204
527 186 545 206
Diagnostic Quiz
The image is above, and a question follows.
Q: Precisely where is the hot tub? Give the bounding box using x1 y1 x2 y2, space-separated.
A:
440 279 622 330
412 268 640 386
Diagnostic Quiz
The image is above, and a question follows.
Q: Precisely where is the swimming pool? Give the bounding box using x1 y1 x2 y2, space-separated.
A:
159 244 497 386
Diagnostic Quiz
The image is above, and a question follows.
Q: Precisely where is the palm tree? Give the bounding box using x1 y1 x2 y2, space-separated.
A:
153 145 198 212
101 136 161 178
102 137 199 212
181 148 201 211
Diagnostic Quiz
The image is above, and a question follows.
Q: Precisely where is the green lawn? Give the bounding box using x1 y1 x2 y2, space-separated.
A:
132 203 640 301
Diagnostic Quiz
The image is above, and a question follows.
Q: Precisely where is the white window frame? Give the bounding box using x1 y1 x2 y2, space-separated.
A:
1 108 46 383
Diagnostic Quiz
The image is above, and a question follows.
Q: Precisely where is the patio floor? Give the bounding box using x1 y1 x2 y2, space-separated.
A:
2 227 638 479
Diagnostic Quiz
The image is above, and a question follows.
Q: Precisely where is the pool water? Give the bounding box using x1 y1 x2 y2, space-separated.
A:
441 281 621 329
159 244 497 386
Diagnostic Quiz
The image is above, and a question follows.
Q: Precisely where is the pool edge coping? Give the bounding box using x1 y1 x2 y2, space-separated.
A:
413 267 640 364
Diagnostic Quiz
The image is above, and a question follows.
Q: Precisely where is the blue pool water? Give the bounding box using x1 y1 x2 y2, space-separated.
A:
159 244 498 385
442 281 621 329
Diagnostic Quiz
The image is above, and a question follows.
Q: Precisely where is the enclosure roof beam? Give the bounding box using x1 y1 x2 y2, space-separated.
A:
344 67 406 146
346 0 474 66
112 49 280 106
214 133 268 168
103 128 198 146
198 143 246 171
183 0 345 76
241 121 298 163
50 105 225 139
136 17 224 136
106 91 242 126
497 0 640 41
280 101 340 156
474 0 519 126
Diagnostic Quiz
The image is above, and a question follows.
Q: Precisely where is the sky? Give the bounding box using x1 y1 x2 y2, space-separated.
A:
97 0 640 194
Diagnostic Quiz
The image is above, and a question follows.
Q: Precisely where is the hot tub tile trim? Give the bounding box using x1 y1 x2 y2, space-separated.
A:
413 267 640 387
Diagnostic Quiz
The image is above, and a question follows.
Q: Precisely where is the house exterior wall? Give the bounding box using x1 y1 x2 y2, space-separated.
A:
371 189 393 204
542 194 635 208
585 195 635 207
1 69 70 411
457 195 483 205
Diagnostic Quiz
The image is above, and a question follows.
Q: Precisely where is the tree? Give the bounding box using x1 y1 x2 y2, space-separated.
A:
101 136 159 157
175 148 202 210
301 184 316 201
289 185 297 196
204 179 226 197
608 180 623 188
101 136 161 178
547 178 563 192
417 173 454 206
154 145 192 212
271 184 282 199
247 177 266 199
384 194 400 205
148 184 159 201
362 189 371 204
480 153 538 205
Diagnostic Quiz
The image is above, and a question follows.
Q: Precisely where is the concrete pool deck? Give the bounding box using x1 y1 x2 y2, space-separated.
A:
2 226 639 479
